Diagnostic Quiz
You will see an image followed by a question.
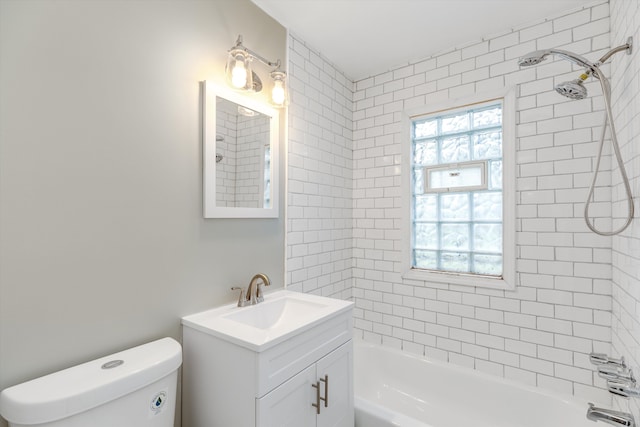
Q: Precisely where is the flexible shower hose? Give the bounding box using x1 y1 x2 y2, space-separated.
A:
583 66 635 236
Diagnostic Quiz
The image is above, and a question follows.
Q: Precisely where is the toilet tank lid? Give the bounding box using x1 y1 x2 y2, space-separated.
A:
0 337 182 425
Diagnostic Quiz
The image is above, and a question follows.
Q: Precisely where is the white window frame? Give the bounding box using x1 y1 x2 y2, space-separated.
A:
401 88 516 290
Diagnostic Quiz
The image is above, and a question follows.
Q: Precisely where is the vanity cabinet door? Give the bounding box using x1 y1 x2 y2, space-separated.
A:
316 341 354 427
256 364 317 427
256 340 353 427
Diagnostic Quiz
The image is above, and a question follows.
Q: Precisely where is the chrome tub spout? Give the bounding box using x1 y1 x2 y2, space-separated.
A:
587 403 635 427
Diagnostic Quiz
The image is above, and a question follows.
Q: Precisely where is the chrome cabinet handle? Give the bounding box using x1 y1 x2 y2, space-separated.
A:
320 375 328 408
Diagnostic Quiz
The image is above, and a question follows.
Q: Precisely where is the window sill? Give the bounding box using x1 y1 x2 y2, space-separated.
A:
402 268 515 291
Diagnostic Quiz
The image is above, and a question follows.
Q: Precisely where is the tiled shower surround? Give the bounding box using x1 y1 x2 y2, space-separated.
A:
288 0 639 408
286 38 354 300
610 0 640 420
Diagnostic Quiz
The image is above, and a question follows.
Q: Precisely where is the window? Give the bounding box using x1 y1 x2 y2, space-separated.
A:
404 92 515 289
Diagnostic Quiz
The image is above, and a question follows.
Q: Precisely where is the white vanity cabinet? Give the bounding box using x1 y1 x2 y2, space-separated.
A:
181 291 353 427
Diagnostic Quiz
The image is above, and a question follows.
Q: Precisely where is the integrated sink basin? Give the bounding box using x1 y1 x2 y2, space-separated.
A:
222 296 328 329
181 290 353 351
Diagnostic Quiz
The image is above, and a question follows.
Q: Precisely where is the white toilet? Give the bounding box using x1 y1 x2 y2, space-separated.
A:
0 337 181 427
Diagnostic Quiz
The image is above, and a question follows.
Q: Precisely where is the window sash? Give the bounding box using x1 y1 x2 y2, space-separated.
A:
423 160 488 193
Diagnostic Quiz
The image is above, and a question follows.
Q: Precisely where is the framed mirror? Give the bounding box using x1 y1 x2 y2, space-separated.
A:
202 81 279 218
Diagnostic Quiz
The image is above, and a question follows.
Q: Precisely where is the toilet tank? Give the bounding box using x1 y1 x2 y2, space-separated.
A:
0 337 182 427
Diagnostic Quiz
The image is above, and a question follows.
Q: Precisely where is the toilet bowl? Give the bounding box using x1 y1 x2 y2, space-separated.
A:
0 337 182 427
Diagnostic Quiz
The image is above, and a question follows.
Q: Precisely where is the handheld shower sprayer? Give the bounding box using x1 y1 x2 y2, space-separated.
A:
518 38 634 236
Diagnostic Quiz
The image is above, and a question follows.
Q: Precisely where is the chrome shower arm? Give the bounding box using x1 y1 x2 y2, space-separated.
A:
597 37 633 65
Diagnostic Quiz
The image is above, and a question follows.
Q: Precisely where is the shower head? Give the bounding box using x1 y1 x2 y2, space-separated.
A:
518 49 596 72
517 50 550 67
555 79 588 100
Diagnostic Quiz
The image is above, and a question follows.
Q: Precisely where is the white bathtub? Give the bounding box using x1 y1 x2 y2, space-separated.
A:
354 342 589 427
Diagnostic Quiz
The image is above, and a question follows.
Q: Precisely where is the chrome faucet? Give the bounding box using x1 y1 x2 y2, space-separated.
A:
246 273 270 305
587 403 635 427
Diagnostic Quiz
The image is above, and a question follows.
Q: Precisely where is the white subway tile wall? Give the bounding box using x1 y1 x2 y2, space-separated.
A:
610 0 640 421
287 0 640 405
286 37 354 299
350 1 613 403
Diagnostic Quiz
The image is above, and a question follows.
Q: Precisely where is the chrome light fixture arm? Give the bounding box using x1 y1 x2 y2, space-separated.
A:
229 35 282 70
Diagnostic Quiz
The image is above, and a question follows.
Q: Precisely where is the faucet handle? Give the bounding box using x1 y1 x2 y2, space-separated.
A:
590 352 626 368
598 366 635 382
608 380 640 398
231 287 248 307
256 281 269 303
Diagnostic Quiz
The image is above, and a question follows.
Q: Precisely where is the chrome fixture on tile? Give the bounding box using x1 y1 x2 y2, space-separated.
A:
225 35 287 107
587 403 636 427
598 365 635 383
591 353 627 369
518 38 634 236
608 380 640 398
589 352 640 399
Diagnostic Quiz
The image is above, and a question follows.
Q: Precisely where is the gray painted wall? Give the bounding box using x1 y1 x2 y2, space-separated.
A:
0 1 286 425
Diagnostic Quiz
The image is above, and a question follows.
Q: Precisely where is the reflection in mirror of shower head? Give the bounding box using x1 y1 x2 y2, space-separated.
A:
555 79 588 100
216 136 224 162
237 106 259 117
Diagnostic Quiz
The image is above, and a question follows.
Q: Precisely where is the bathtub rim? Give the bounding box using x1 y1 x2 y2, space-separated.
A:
353 339 600 410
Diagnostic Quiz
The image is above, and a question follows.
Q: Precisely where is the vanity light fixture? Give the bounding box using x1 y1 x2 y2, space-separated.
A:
224 35 287 107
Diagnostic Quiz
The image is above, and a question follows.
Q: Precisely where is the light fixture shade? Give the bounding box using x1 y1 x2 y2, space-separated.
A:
270 70 287 107
226 48 253 91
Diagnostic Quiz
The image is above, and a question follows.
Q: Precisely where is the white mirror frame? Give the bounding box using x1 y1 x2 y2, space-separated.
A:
202 81 280 218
